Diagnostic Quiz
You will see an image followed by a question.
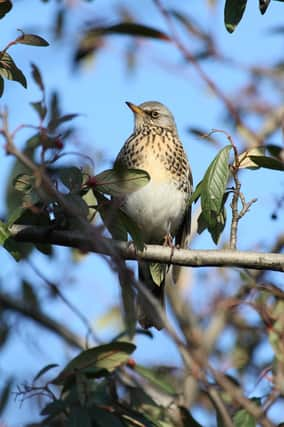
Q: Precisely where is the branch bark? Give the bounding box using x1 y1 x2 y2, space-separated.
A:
9 225 284 272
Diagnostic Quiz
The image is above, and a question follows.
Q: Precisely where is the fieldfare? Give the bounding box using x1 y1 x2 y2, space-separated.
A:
115 101 192 329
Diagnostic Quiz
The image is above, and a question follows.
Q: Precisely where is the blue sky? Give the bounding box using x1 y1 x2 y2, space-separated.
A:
0 0 284 425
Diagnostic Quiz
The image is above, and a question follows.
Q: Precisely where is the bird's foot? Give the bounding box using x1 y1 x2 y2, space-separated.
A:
163 233 175 262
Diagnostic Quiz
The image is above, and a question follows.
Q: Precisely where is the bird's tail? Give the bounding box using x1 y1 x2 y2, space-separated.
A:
137 261 166 330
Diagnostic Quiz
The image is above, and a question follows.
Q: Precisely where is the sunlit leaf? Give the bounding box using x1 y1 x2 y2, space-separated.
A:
188 180 203 206
94 168 150 197
224 0 247 33
17 33 49 47
238 147 265 169
149 262 166 286
0 52 27 88
53 342 136 384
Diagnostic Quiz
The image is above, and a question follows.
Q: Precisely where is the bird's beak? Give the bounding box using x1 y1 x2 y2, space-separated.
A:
125 101 144 116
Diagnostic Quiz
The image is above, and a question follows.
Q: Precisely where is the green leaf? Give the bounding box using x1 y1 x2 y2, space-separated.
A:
53 342 136 384
0 0 12 19
233 407 256 427
89 22 170 40
33 363 59 383
59 167 83 191
17 33 49 47
149 262 166 286
31 63 44 91
188 180 203 206
94 168 150 197
224 0 247 33
249 155 284 171
0 52 27 88
201 145 232 227
134 365 176 395
259 0 271 14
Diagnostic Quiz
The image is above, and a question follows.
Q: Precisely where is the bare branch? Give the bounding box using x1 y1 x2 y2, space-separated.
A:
9 225 284 273
0 292 84 349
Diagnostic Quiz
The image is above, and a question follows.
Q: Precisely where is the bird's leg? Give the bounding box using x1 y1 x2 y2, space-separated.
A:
163 233 176 263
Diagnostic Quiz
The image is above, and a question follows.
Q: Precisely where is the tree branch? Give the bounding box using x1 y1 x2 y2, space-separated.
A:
0 292 84 350
9 225 284 272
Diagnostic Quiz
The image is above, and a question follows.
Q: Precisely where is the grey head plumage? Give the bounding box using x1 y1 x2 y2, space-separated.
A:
126 101 178 133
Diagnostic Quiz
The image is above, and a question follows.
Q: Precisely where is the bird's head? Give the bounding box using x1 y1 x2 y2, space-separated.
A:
126 101 177 133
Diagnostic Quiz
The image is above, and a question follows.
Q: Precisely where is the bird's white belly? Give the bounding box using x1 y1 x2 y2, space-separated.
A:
124 181 186 243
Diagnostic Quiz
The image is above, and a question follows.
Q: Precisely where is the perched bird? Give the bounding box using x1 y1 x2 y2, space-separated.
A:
115 101 192 329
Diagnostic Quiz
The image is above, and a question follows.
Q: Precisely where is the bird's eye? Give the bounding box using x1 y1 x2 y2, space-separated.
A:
151 111 160 119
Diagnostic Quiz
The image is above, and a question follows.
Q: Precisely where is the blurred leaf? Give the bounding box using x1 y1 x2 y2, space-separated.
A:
0 0 12 19
88 22 170 40
30 101 47 120
0 377 13 415
118 268 136 338
201 145 232 227
188 127 220 146
22 280 39 309
96 306 122 330
53 342 136 384
134 365 176 395
31 63 44 92
248 155 284 171
0 52 27 89
33 363 59 383
266 144 283 159
94 168 150 197
224 0 247 33
259 0 271 14
48 113 79 131
170 10 210 42
59 167 83 191
17 33 49 47
63 193 90 220
238 147 265 169
233 403 258 427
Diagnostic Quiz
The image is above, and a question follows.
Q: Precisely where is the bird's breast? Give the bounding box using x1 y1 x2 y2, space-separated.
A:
124 180 187 244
